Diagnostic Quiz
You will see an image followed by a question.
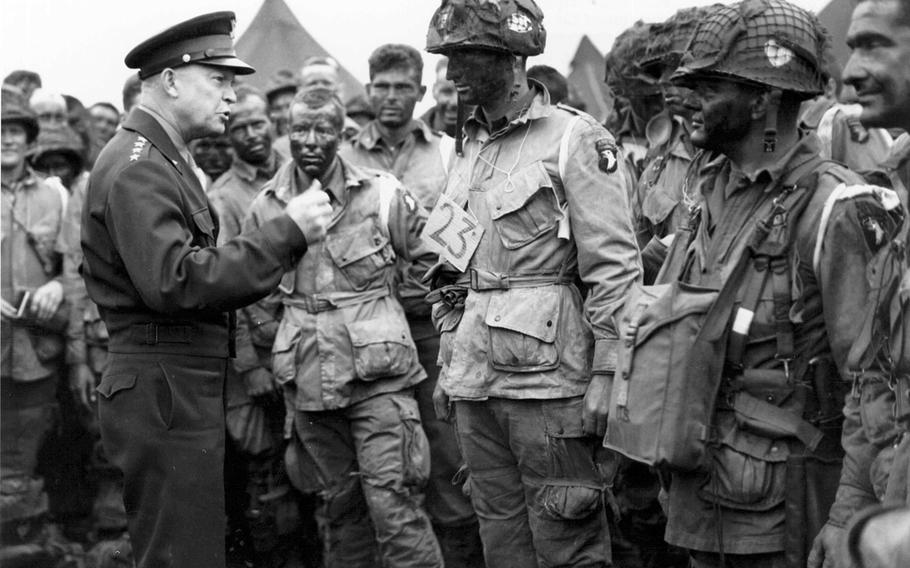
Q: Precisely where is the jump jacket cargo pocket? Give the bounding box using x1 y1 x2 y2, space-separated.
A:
271 322 302 385
393 396 431 490
489 161 561 250
485 287 560 372
698 414 790 511
346 317 415 381
325 221 395 291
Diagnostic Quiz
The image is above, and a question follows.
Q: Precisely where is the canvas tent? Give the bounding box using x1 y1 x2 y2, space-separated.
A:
817 0 853 74
567 35 612 123
235 0 366 101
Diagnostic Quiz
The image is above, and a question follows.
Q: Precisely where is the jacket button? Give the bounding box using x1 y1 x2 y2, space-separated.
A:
766 395 775 403
546 320 553 327
494 315 501 322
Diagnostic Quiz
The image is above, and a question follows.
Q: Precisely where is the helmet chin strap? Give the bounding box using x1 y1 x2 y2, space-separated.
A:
763 88 782 153
455 94 467 157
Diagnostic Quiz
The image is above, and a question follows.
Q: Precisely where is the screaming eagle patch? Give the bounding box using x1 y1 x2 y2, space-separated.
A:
595 139 619 174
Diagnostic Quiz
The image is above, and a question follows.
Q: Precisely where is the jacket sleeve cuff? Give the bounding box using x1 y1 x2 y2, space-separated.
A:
593 339 618 374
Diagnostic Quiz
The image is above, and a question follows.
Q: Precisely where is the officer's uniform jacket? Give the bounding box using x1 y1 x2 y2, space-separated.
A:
660 134 903 554
81 108 307 357
243 157 434 411
828 134 910 525
340 118 448 318
1 167 66 381
435 84 642 400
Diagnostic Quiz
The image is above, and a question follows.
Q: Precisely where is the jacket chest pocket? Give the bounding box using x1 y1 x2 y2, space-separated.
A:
488 161 561 250
191 209 217 247
325 221 395 291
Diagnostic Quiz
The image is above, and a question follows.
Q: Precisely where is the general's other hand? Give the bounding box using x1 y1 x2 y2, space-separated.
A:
286 180 332 244
69 363 96 408
583 373 613 437
30 281 63 322
808 523 848 568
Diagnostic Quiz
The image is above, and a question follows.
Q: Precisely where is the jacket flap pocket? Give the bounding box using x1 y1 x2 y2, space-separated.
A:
272 322 301 353
484 287 559 343
489 161 555 220
642 186 681 226
347 317 411 347
96 373 137 400
325 224 389 268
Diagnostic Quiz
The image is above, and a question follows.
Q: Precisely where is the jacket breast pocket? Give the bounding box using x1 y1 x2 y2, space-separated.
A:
191 208 217 247
346 316 415 381
485 287 560 372
489 161 561 250
325 221 395 291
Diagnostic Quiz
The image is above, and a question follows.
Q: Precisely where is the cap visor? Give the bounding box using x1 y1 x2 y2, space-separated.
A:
203 57 255 75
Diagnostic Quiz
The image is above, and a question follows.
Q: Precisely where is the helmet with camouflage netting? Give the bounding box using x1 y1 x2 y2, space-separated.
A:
426 0 546 57
671 0 829 99
604 21 660 96
640 5 723 81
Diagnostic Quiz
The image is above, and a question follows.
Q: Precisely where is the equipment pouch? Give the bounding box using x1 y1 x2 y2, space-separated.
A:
604 281 718 471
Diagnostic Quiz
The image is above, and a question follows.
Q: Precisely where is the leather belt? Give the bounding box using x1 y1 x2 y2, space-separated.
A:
457 268 575 291
129 323 193 345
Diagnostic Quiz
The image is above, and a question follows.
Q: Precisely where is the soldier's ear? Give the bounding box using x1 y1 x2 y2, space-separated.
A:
160 68 180 99
418 85 427 102
750 89 773 121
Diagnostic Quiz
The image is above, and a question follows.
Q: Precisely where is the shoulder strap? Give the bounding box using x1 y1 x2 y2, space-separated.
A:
726 158 827 374
555 115 584 241
438 135 456 176
376 174 398 238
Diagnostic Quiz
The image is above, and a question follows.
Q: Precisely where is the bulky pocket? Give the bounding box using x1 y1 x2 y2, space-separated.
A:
271 322 302 385
485 287 560 372
698 419 790 511
346 316 415 381
541 485 602 521
488 161 561 250
394 396 431 489
324 221 395 291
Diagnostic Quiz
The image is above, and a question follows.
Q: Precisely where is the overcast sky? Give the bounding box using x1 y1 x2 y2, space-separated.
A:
1 0 832 113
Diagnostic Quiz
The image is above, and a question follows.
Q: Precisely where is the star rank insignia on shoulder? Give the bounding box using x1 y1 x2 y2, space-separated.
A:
129 136 148 162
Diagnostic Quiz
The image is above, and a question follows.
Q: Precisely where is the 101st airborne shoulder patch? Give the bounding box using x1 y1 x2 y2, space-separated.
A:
595 138 619 174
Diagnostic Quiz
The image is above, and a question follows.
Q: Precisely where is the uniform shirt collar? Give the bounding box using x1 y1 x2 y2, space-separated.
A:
231 150 281 183
352 119 433 151
464 80 553 141
271 156 372 206
724 134 821 199
1 164 39 191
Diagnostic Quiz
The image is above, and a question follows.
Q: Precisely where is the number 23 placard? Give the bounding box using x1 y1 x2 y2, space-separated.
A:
421 192 484 272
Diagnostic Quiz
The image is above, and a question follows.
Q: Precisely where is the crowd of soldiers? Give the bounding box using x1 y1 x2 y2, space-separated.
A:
1 0 908 567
